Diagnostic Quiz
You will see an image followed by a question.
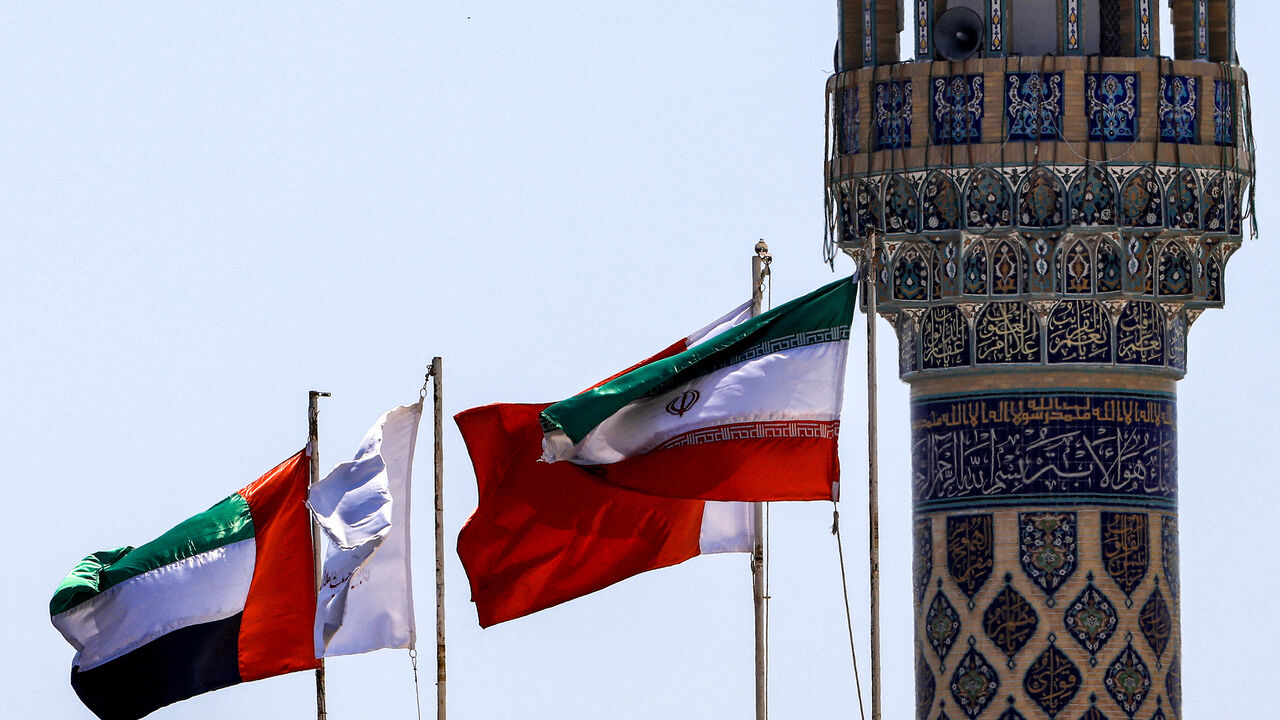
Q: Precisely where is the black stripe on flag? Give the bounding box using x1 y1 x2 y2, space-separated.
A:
71 613 244 720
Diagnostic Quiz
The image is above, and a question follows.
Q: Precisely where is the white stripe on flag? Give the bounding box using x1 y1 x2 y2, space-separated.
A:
51 539 256 672
698 501 754 554
568 340 846 464
687 300 756 554
686 300 753 347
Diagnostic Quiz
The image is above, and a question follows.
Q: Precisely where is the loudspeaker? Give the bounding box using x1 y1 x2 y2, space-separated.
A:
934 7 984 61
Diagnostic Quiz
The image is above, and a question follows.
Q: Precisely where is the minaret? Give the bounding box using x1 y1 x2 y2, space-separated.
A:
824 2 1252 718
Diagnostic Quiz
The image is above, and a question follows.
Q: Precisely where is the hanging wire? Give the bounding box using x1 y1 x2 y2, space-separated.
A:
1239 65 1258 238
409 648 423 720
1215 60 1233 240
824 73 838 267
832 505 868 720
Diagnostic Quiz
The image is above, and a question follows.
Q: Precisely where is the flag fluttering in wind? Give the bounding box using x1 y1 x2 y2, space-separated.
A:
541 275 857 502
456 301 758 627
51 403 426 719
50 452 319 720
308 403 422 657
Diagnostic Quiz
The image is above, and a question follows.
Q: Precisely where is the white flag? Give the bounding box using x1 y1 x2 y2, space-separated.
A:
308 403 422 657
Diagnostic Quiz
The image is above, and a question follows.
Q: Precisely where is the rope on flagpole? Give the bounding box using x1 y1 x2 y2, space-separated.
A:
410 648 423 720
830 258 871 720
418 354 431 719
832 506 868 720
409 365 430 720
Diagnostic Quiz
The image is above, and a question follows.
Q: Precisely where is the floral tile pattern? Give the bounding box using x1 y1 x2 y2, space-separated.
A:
1064 572 1118 665
1215 79 1235 146
876 80 912 149
1104 639 1151 718
922 172 961 230
1018 168 1065 227
1019 512 1077 603
966 169 1013 229
1006 73 1063 141
933 75 984 145
1086 73 1138 142
1158 76 1198 145
951 643 1001 720
927 584 963 665
1068 165 1117 226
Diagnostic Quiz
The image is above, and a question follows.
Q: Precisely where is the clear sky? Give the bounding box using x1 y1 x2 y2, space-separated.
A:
5 3 1278 718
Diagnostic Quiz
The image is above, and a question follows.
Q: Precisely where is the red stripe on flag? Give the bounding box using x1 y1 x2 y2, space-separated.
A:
456 403 705 628
583 434 839 502
236 450 321 681
654 420 840 450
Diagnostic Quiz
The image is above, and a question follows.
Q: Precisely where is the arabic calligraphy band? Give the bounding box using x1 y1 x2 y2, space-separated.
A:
910 384 1179 717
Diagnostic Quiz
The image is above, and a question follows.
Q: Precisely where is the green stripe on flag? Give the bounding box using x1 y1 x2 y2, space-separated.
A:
540 275 857 445
50 493 255 617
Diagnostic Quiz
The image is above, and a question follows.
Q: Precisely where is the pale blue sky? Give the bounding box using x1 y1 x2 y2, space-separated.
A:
4 3 1278 718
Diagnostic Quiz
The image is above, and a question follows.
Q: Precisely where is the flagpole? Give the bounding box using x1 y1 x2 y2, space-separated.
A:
308 390 331 720
864 235 881 720
430 357 447 720
751 240 771 720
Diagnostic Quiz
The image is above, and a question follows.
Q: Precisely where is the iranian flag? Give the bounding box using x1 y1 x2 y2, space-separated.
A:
540 275 857 502
50 451 318 720
456 300 757 627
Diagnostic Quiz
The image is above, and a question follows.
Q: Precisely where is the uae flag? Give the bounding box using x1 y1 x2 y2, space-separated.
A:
457 301 757 627
50 451 318 720
541 275 857 502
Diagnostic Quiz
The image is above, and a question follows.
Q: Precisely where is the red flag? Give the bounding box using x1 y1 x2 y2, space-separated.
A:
456 403 729 627
456 301 758 626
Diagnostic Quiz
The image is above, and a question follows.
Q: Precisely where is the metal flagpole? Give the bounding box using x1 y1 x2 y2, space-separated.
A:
751 240 772 720
864 235 881 720
430 357 447 720
307 390 331 720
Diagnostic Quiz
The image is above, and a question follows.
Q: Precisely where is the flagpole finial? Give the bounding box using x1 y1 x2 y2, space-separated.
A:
754 240 772 271
753 240 772 307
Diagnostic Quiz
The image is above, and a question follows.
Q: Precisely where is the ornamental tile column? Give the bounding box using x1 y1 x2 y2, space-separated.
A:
824 2 1253 718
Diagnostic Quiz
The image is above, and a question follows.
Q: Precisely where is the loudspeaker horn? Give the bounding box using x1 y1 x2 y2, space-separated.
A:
933 7 984 61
